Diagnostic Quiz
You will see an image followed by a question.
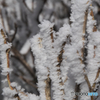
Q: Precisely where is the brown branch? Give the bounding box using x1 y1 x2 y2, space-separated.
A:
76 9 93 98
84 72 94 100
11 46 35 78
84 72 93 91
90 8 97 32
78 6 94 100
1 29 20 99
45 76 51 100
83 10 94 100
13 72 37 89
56 35 71 98
1 29 13 90
81 5 98 100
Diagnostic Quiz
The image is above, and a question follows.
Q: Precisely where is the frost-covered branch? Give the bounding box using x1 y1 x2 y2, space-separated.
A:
30 33 50 100
1 0 100 100
86 4 100 93
0 24 20 99
0 20 39 100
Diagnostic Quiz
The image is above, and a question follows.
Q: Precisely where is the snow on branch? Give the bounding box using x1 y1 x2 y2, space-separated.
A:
1 0 100 100
30 33 49 100
30 20 72 100
86 5 100 91
0 21 39 100
0 24 19 99
69 0 91 84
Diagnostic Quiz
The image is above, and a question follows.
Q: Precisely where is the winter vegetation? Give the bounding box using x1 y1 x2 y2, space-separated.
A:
0 0 100 100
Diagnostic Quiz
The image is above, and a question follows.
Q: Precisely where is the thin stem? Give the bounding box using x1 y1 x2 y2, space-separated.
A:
13 72 37 88
11 46 35 78
1 29 20 99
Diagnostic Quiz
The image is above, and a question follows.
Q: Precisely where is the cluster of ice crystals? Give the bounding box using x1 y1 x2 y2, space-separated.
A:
2 87 17 97
86 7 100 86
31 18 74 100
1 0 100 99
18 93 39 100
0 27 12 75
30 34 48 100
66 0 91 84
38 20 54 32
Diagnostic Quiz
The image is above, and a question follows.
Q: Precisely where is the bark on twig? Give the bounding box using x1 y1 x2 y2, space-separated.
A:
45 76 51 100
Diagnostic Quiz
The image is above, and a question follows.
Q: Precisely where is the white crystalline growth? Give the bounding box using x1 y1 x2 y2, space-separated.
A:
79 82 90 100
55 24 71 80
53 24 73 100
68 0 91 84
0 27 12 73
35 20 72 100
60 45 76 100
53 24 71 52
19 93 39 100
38 20 54 32
0 38 12 75
39 20 65 100
30 34 48 100
53 24 71 83
86 7 100 86
28 93 39 100
2 87 17 97
38 20 63 100
63 78 75 100
38 20 55 71
1 68 13 75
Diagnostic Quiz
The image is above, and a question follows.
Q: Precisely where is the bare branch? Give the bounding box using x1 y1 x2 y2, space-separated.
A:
11 46 35 78
13 72 37 88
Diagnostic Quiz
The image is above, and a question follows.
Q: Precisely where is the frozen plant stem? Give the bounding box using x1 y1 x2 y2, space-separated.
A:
1 0 100 100
1 29 13 90
38 37 51 100
1 29 20 100
30 34 51 100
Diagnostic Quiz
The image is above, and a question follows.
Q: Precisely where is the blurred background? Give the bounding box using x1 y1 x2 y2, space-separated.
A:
0 0 100 99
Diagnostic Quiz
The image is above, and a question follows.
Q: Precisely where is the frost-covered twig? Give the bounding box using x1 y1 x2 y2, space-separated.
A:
0 26 21 99
0 20 39 100
1 29 13 89
64 0 92 100
30 33 50 100
86 4 100 93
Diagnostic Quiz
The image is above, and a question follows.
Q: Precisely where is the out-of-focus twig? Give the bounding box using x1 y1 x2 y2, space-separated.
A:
11 46 35 78
1 29 21 100
19 0 47 55
10 23 17 42
23 0 33 12
13 72 37 88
